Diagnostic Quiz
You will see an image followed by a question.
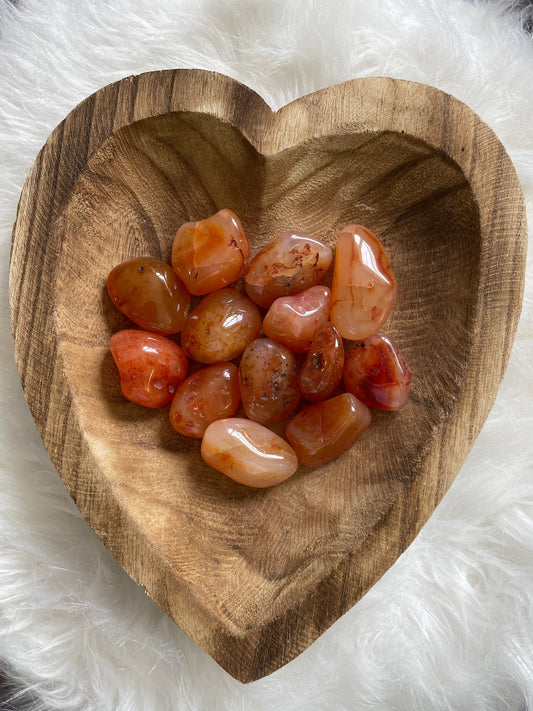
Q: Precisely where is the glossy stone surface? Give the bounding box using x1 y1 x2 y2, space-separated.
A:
201 418 298 488
171 208 250 295
239 338 300 424
244 232 332 308
285 393 371 467
110 329 188 408
170 362 241 438
107 257 190 334
343 332 412 411
298 322 344 402
330 224 397 340
181 288 261 363
262 285 331 353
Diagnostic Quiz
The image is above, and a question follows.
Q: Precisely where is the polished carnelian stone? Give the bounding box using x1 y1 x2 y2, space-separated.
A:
107 257 190 334
110 329 188 408
330 224 397 340
285 393 371 467
262 285 331 353
298 322 344 402
201 418 298 488
239 338 300 425
169 362 241 438
343 333 412 411
171 209 250 295
181 287 261 363
244 231 332 308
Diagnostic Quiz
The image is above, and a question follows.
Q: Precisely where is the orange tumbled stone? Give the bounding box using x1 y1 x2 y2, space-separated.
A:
169 362 241 438
181 288 261 363
298 322 344 402
107 257 190 335
244 231 332 308
110 329 188 408
171 209 250 295
285 393 371 467
343 332 412 411
239 338 300 424
262 285 331 353
201 418 298 488
330 224 397 340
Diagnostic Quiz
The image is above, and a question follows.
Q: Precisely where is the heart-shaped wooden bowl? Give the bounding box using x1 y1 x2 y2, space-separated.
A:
9 70 526 682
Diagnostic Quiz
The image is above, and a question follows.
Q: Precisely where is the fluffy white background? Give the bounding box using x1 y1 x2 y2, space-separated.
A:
0 0 532 709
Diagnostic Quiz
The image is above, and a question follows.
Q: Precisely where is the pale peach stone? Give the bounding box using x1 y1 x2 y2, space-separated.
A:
330 225 397 340
201 418 298 487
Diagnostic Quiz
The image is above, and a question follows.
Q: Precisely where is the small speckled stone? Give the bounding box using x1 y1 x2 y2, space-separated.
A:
239 338 300 424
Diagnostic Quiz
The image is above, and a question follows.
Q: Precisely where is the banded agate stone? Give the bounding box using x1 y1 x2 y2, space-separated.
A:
171 209 250 295
330 224 397 340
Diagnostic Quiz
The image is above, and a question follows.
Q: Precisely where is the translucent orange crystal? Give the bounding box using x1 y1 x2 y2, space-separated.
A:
170 362 241 438
239 338 301 425
107 257 190 334
171 209 250 295
262 285 331 353
110 329 188 408
244 231 332 308
330 225 397 340
285 393 371 467
201 418 298 488
298 322 344 402
343 332 412 411
181 287 261 363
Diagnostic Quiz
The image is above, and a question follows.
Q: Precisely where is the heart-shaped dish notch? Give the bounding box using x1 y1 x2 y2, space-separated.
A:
9 70 526 682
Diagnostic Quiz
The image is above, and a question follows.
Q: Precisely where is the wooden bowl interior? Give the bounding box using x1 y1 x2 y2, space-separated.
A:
52 110 480 628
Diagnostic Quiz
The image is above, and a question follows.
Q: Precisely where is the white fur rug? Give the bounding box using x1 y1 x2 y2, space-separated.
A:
1 1 532 709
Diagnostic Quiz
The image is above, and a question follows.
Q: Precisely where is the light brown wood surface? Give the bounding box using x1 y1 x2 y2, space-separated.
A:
9 70 527 682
